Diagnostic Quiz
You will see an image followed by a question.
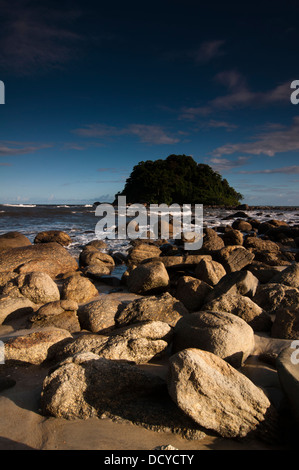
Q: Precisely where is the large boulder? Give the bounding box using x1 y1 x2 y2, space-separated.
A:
127 243 162 266
244 237 291 266
29 300 80 333
79 247 115 272
204 270 259 304
200 228 225 253
247 261 286 283
115 292 188 328
78 297 123 333
244 237 281 253
53 321 172 364
18 272 60 304
168 348 278 440
41 354 166 420
253 283 299 314
34 230 72 247
269 263 299 289
175 276 212 312
127 261 169 295
0 242 78 278
272 311 299 340
217 246 255 273
222 227 244 246
61 274 98 303
0 232 32 250
271 307 299 340
232 219 252 232
202 293 272 332
4 328 72 364
194 258 226 286
172 310 255 368
0 295 36 325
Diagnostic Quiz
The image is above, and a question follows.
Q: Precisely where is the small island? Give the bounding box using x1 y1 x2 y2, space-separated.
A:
115 154 243 206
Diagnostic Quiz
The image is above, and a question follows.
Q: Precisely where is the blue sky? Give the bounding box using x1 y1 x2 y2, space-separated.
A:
0 0 299 205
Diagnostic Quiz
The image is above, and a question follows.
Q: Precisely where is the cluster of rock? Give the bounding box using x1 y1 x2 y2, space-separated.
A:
0 215 298 444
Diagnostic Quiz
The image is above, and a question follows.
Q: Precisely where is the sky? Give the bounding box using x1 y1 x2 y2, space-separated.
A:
0 0 299 205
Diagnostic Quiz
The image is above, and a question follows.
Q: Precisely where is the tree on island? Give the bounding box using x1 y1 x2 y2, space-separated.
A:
115 154 243 206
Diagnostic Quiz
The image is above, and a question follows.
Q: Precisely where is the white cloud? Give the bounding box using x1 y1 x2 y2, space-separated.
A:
237 165 299 174
206 156 250 172
73 123 180 145
0 141 52 156
213 116 299 157
179 71 291 120
193 40 226 63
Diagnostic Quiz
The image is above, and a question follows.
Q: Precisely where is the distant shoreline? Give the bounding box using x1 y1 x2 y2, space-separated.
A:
1 203 299 211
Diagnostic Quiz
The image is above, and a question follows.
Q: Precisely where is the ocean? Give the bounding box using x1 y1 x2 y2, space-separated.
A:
0 203 299 262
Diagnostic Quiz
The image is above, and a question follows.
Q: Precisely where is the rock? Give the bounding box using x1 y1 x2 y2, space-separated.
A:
79 248 115 272
127 261 169 295
194 258 226 286
172 310 255 367
83 263 112 279
29 302 80 333
258 220 289 234
204 270 259 304
254 251 292 267
0 296 36 325
127 243 162 266
271 310 299 340
4 328 72 365
41 354 166 420
0 271 18 291
271 297 299 339
78 297 123 333
276 346 299 424
96 321 173 363
232 219 252 232
168 348 278 440
30 310 81 333
0 232 32 250
237 204 249 211
61 274 98 303
148 254 212 270
0 242 78 278
18 272 60 304
253 283 299 314
247 261 286 283
54 321 172 364
115 292 188 328
202 293 272 332
269 263 299 289
222 227 243 246
34 230 72 247
34 300 79 317
175 276 212 312
217 246 255 273
244 237 281 253
200 228 225 253
85 240 108 250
